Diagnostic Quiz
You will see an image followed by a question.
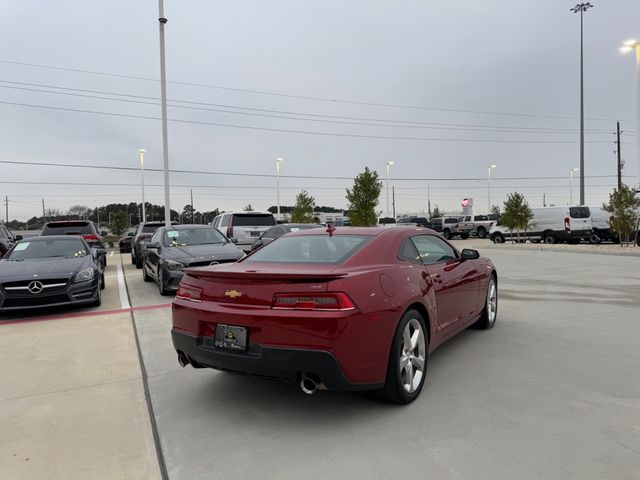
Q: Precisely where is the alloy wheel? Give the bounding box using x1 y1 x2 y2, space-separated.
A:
399 318 426 394
486 278 497 325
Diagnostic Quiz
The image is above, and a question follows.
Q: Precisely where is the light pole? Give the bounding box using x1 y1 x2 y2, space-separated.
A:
571 3 593 205
276 158 283 217
139 149 146 223
620 39 640 189
386 161 394 217
569 168 580 205
109 212 113 229
487 164 497 213
158 0 171 226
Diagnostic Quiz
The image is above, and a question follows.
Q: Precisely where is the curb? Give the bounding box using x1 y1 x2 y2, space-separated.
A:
481 244 640 257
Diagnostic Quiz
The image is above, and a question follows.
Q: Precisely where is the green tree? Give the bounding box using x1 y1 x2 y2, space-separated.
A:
431 205 442 218
112 211 128 236
490 204 501 215
501 192 533 243
243 204 254 212
602 185 640 246
291 190 315 223
345 167 383 226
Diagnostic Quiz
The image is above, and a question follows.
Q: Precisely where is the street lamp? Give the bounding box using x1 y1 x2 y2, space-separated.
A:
139 149 146 223
620 38 640 189
569 168 580 205
386 161 394 217
571 2 594 205
276 158 283 217
487 164 497 213
157 0 171 227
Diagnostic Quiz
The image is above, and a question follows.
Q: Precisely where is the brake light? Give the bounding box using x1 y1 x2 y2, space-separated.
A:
82 234 100 242
564 217 570 231
176 284 203 303
272 292 355 311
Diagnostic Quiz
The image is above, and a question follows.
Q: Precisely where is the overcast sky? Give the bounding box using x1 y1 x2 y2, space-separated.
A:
1 0 638 221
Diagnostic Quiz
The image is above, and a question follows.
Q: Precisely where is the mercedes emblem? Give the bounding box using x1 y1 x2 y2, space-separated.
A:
28 281 44 294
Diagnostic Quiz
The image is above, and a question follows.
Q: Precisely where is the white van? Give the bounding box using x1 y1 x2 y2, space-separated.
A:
588 206 618 243
211 212 276 247
488 206 593 244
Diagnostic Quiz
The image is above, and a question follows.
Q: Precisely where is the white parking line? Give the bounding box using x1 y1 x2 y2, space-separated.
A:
116 263 130 310
110 251 114 257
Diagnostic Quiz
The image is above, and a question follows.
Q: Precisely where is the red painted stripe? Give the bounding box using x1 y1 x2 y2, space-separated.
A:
0 303 172 326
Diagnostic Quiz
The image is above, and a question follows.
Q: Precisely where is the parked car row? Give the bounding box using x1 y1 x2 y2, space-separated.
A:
0 221 107 313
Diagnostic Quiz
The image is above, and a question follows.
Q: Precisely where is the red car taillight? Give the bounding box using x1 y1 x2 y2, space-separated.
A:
176 284 203 303
272 292 355 311
82 234 100 242
564 217 570 231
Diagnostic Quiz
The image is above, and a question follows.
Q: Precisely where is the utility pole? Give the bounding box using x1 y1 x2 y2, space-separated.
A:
4 196 8 224
392 185 396 218
158 0 172 227
190 189 194 223
42 198 46 224
427 184 431 217
543 193 546 207
616 121 623 190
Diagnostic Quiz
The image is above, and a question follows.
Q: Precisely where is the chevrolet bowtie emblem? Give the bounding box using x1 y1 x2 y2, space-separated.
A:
224 290 242 299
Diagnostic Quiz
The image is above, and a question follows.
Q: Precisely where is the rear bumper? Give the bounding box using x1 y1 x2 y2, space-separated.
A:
172 329 382 391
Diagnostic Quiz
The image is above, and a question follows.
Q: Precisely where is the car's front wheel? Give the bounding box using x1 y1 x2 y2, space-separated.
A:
474 275 497 330
157 269 169 296
379 309 428 404
492 233 505 244
143 263 153 282
477 227 487 239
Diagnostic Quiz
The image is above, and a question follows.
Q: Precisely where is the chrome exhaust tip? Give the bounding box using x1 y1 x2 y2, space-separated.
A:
177 351 189 368
300 373 325 395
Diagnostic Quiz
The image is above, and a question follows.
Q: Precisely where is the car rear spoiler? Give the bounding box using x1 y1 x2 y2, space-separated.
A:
183 268 347 282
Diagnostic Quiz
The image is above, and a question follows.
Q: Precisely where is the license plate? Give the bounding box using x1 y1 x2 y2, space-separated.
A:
250 231 261 237
214 324 247 351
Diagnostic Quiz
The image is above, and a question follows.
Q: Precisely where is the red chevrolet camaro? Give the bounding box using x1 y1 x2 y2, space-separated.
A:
172 226 497 404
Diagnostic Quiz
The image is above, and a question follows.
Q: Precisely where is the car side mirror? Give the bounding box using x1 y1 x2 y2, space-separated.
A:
15 235 23 240
461 249 480 260
146 242 160 250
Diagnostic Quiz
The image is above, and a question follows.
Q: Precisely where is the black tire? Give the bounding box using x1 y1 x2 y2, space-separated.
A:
378 309 428 404
131 253 136 265
442 229 452 240
543 231 557 244
477 227 487 239
143 263 153 282
460 233 469 239
157 269 169 296
474 274 497 330
493 233 505 244
92 279 102 307
135 255 143 269
100 272 105 290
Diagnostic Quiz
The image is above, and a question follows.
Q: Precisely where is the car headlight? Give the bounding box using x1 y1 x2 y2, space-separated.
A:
74 267 95 283
164 259 184 271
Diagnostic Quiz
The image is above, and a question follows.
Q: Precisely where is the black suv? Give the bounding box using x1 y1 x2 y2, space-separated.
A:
0 225 22 258
131 221 177 269
40 220 107 266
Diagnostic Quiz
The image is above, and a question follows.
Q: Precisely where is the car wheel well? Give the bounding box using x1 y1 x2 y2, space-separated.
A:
405 302 431 342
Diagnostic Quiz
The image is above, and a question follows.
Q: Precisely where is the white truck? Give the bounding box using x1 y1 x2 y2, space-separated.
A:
457 215 495 239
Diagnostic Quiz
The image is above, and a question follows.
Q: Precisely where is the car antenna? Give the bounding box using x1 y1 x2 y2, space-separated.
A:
326 223 336 237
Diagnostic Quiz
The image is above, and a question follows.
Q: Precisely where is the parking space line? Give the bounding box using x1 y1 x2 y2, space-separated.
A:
117 263 130 310
110 251 114 257
0 303 172 327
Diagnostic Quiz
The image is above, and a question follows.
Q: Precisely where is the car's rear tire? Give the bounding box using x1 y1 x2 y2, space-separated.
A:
543 231 557 244
493 233 505 244
379 309 428 404
135 255 143 269
443 229 452 240
477 227 487 239
131 254 136 265
474 275 497 330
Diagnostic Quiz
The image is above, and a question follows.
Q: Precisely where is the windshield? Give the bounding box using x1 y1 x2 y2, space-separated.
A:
247 235 369 264
232 214 276 227
164 227 228 246
7 239 89 260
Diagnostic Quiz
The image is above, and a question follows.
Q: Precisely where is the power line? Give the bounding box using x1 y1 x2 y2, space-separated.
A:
0 100 631 145
0 58 634 123
0 80 626 135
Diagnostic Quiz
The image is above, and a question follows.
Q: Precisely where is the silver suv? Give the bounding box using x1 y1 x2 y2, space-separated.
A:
211 212 276 248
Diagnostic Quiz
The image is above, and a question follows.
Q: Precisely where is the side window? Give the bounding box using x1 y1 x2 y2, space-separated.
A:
410 235 457 265
262 227 276 239
0 227 7 239
212 217 220 228
220 215 230 228
445 218 457 224
150 231 162 245
398 239 421 264
272 226 287 239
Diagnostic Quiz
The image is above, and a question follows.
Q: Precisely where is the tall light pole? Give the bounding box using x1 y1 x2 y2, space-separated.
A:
386 161 394 217
276 158 283 216
569 168 580 205
487 164 497 213
571 3 593 205
139 149 146 223
620 39 640 189
158 0 171 226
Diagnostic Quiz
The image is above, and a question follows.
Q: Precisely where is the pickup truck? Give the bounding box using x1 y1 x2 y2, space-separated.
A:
425 217 470 240
457 215 495 239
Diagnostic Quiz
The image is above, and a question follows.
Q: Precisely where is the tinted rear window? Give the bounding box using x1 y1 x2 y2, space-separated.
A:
569 207 590 219
142 224 163 233
445 218 458 224
247 235 369 264
42 222 93 235
232 214 276 227
378 217 396 224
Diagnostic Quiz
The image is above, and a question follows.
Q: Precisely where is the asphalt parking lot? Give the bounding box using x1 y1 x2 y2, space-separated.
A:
1 244 639 479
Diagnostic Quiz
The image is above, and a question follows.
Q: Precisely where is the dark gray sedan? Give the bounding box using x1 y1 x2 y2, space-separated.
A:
0 236 105 312
142 225 244 295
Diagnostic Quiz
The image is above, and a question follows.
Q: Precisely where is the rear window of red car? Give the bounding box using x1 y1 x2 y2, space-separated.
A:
41 222 94 235
247 235 369 264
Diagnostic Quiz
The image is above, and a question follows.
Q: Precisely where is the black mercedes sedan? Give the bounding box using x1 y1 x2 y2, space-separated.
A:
0 236 105 313
142 225 244 295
